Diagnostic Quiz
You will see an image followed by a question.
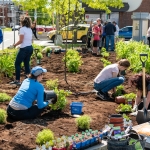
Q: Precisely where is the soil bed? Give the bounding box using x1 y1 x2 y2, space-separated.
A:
0 52 137 150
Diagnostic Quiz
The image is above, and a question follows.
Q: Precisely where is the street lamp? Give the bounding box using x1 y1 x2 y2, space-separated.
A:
10 4 16 44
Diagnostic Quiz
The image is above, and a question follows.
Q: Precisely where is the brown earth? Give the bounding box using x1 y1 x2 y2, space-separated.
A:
0 52 137 150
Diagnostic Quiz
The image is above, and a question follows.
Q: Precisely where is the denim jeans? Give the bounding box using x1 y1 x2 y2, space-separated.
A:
7 105 45 120
94 77 125 93
15 45 33 80
106 35 115 51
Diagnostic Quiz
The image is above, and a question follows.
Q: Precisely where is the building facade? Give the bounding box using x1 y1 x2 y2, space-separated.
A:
84 0 150 28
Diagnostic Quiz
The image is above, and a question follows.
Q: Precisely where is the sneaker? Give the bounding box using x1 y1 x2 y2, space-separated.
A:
132 105 138 112
96 91 108 101
9 81 21 86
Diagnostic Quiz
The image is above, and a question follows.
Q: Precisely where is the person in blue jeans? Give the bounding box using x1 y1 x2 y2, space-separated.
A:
94 59 130 101
7 66 57 120
105 19 116 51
9 15 33 86
0 28 3 44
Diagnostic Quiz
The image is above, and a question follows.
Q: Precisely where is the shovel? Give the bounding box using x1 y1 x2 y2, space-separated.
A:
136 53 148 124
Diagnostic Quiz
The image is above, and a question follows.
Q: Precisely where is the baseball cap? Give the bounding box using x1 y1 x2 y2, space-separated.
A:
31 66 47 76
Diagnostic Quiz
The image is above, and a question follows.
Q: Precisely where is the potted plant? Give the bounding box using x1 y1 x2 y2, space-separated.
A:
124 93 136 107
46 47 52 57
116 104 132 113
37 52 43 64
75 115 91 130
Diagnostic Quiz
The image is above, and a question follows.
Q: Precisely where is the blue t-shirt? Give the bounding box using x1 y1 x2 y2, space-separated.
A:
0 29 3 44
12 78 48 109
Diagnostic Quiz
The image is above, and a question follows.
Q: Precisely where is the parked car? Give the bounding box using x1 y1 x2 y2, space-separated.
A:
45 26 56 32
119 26 133 39
12 25 20 31
47 24 90 43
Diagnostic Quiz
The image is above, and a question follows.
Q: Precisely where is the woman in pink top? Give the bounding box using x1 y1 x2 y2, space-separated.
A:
92 21 100 56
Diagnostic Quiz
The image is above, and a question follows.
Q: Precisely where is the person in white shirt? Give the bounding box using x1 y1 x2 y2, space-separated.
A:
10 15 33 86
113 21 119 37
94 59 130 101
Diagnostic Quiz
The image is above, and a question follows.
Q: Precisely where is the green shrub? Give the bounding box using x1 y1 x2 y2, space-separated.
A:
114 85 124 97
50 89 72 110
100 58 111 67
0 109 7 124
124 93 136 100
37 52 43 59
46 79 58 90
0 93 11 102
75 115 91 130
63 49 83 72
36 129 54 146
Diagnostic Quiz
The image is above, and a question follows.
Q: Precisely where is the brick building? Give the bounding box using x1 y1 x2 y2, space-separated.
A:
84 0 150 28
119 0 150 28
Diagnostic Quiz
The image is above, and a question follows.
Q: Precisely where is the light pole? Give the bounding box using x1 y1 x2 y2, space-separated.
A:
10 4 15 44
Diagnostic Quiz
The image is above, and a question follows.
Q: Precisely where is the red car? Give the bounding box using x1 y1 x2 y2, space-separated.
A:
36 25 56 32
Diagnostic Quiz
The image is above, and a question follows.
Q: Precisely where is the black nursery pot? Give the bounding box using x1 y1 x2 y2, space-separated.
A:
54 49 61 54
46 52 51 57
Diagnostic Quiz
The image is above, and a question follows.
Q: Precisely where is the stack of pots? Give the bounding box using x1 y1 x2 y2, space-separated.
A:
109 114 124 131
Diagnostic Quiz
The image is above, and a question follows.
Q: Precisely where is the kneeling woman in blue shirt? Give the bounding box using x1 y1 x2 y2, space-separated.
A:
7 66 57 120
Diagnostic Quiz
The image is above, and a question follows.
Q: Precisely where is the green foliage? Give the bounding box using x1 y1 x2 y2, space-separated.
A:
75 115 91 130
115 41 150 73
100 58 111 67
63 49 83 73
124 93 136 100
36 129 54 146
0 109 7 124
37 52 43 59
46 79 59 90
123 113 130 121
101 51 109 58
50 89 72 110
114 85 124 97
0 51 17 77
116 104 132 113
0 93 11 102
46 47 52 53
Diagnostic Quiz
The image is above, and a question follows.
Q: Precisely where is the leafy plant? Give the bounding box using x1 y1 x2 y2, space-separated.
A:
36 129 54 146
46 47 52 53
101 51 109 58
46 79 59 90
63 49 83 73
100 58 111 67
116 104 132 113
123 113 130 121
114 85 124 97
0 109 7 124
0 52 17 77
0 93 11 102
50 89 72 110
37 52 43 59
75 115 91 130
124 93 136 100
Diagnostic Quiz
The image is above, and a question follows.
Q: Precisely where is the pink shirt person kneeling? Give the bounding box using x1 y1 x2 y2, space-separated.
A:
94 59 130 101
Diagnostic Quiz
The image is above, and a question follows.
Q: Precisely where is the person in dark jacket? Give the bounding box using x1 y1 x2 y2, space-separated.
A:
31 21 39 40
105 19 116 51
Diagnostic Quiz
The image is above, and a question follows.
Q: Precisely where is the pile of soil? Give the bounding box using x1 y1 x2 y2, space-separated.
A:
0 52 137 150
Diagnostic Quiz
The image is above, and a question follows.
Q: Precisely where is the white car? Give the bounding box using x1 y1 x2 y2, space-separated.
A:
12 25 20 31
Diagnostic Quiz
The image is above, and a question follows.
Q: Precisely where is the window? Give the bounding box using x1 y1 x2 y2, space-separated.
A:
122 27 129 32
77 26 86 30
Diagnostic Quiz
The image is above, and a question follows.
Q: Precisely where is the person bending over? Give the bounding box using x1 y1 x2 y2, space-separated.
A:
129 73 150 112
7 66 57 120
94 59 130 101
